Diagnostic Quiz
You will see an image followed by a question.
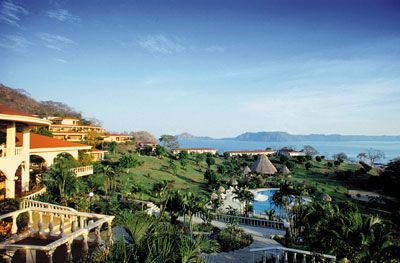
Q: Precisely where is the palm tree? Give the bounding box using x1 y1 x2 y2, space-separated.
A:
102 165 113 195
233 187 254 217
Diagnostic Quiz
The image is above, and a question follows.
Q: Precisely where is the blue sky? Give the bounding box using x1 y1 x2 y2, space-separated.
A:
1 0 399 138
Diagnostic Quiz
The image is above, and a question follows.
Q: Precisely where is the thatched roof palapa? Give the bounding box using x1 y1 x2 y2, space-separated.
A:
242 166 252 175
250 155 277 175
280 165 291 175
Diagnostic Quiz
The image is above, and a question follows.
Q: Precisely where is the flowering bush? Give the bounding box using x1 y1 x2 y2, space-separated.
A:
0 220 12 241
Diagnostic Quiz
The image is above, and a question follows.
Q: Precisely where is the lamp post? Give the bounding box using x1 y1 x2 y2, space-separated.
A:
89 192 94 211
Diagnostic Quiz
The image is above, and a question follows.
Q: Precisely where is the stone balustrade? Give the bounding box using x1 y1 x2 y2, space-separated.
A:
0 200 114 263
250 246 336 263
70 165 93 177
22 188 47 200
195 212 285 230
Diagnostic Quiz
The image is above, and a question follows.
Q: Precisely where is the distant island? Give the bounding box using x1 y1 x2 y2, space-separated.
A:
176 131 400 142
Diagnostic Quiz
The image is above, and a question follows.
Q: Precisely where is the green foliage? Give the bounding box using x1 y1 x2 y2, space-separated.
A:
303 145 319 156
178 150 189 160
195 153 206 166
217 226 253 252
180 158 188 171
305 162 312 170
217 164 227 175
77 150 93 166
379 158 400 198
315 156 322 162
223 152 230 159
359 161 372 172
204 169 218 188
155 145 168 158
33 126 53 137
119 155 140 168
159 134 180 150
107 141 118 154
43 154 79 204
206 155 215 167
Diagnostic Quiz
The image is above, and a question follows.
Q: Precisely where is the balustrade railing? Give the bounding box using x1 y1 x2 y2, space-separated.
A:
194 212 285 230
14 147 24 156
0 146 25 158
22 188 47 200
0 200 114 263
250 246 336 263
70 165 93 177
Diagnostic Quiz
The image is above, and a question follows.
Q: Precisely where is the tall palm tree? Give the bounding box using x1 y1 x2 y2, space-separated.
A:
233 187 254 217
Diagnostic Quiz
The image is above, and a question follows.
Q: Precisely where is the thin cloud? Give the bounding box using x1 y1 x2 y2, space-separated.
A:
46 9 80 22
138 34 186 54
37 32 76 51
54 58 67 63
0 34 32 52
205 45 225 53
0 0 28 27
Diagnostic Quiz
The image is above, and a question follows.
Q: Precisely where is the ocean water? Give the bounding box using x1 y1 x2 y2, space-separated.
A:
178 139 400 163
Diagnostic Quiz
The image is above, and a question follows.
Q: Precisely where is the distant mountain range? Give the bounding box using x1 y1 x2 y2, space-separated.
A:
176 131 400 142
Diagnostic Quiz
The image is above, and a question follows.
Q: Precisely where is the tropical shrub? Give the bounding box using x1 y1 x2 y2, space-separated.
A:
217 226 253 252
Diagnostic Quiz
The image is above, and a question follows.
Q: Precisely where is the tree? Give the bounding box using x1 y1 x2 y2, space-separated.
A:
33 127 53 137
159 134 180 150
155 145 168 158
43 154 78 204
217 164 227 176
305 162 312 170
367 148 385 166
169 161 178 176
224 152 230 159
206 155 215 168
84 130 103 147
180 158 188 171
119 155 139 168
303 145 319 156
152 180 168 198
107 141 118 154
233 187 255 217
379 158 400 198
204 169 218 188
165 191 184 224
77 150 93 166
195 154 206 166
333 152 348 161
357 152 367 162
178 150 189 160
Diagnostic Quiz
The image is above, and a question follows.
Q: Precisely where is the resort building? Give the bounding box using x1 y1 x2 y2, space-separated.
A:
104 133 133 143
227 150 276 157
48 117 105 142
138 141 158 150
172 148 217 155
0 105 95 199
278 148 304 157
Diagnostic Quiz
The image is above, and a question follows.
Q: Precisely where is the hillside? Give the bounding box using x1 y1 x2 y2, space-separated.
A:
130 131 158 143
175 132 213 141
0 84 98 125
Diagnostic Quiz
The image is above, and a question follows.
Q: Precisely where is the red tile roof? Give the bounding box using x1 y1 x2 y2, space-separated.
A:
228 150 275 154
16 133 92 149
177 148 216 151
0 105 36 117
279 149 302 153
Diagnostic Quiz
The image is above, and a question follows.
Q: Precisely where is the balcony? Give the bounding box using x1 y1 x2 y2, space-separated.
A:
0 146 24 158
70 166 93 178
0 200 114 263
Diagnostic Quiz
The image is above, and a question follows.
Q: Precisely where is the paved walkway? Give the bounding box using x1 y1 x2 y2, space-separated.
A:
180 216 285 263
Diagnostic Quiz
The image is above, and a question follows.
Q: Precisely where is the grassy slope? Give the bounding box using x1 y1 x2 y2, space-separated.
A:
93 152 224 200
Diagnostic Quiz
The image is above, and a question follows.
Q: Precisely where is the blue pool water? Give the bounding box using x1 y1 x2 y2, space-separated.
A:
252 189 278 215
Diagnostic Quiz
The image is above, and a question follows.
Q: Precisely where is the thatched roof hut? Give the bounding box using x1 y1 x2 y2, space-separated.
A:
242 166 251 176
218 186 225 193
210 193 219 200
229 179 238 186
251 155 277 175
320 193 332 202
280 165 291 175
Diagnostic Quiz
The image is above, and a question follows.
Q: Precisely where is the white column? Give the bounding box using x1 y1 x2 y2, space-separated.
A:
45 249 55 263
82 232 89 253
21 126 30 193
48 213 55 235
6 122 16 156
65 240 73 262
26 249 36 263
59 214 65 237
11 214 18 236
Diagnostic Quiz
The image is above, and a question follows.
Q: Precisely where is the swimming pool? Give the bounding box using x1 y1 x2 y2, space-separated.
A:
251 189 280 215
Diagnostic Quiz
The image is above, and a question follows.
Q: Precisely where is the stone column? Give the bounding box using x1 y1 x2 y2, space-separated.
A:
59 214 65 237
21 126 30 193
82 232 89 253
11 214 18 236
45 249 55 263
28 210 35 233
65 240 73 263
95 224 103 244
48 213 55 236
26 249 36 263
3 250 16 263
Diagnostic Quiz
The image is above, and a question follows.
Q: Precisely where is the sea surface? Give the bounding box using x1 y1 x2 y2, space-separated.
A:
178 139 400 164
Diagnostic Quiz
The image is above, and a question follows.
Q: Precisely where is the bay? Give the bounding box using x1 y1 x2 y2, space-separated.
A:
177 139 400 164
